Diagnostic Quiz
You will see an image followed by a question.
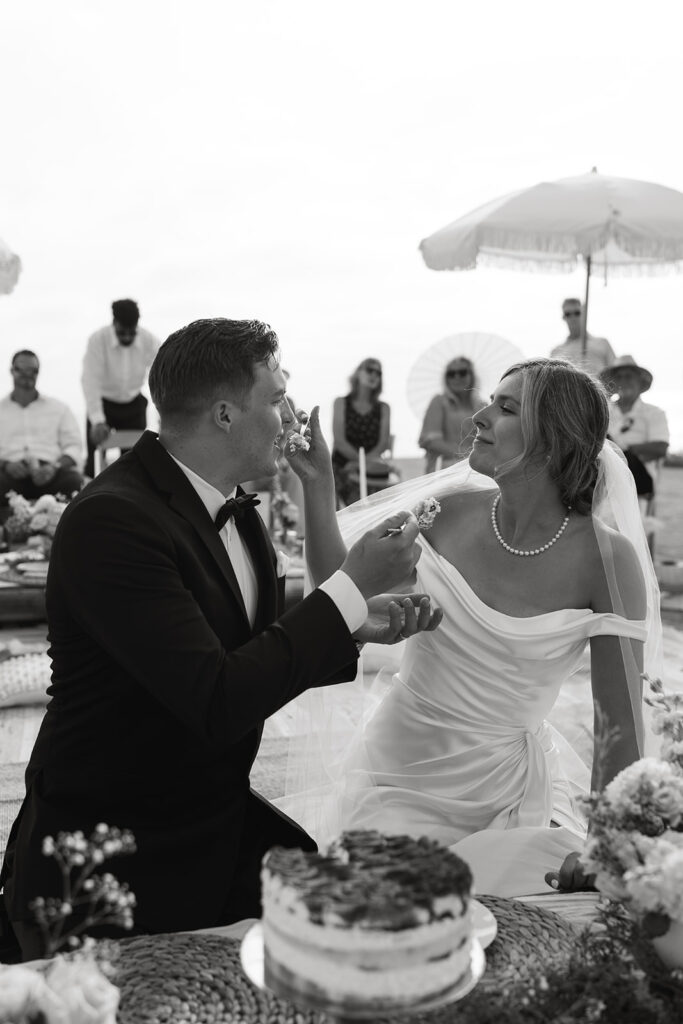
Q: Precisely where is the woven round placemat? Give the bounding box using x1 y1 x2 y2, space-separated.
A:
476 894 580 978
111 898 579 1023
114 932 324 1024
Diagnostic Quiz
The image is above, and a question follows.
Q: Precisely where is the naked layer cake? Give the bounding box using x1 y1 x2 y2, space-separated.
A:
261 829 474 1012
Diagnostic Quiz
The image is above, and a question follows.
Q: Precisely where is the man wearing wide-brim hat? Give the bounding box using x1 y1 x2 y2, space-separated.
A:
600 355 669 496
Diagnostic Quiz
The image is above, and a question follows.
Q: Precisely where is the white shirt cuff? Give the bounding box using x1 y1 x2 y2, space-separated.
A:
319 570 367 634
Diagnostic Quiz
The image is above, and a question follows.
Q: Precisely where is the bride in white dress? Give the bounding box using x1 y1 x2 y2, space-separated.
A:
284 358 662 897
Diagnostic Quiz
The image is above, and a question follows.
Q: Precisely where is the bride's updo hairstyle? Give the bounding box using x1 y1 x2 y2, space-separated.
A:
499 358 610 516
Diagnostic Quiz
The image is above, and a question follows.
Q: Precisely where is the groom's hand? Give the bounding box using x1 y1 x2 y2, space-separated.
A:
354 593 443 645
342 511 421 599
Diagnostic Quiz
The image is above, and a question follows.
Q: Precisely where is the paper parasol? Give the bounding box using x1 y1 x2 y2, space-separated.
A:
0 237 21 295
406 332 524 421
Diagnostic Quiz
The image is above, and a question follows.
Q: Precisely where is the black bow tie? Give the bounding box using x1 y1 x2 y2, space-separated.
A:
215 493 261 531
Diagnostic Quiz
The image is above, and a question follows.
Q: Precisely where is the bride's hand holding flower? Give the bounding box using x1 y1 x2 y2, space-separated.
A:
283 405 333 486
354 593 443 646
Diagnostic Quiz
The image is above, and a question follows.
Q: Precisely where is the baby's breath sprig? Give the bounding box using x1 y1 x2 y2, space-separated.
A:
30 823 137 956
590 702 623 793
644 673 683 772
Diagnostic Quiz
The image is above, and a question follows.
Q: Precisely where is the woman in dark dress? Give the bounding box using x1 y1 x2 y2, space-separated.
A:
331 358 392 507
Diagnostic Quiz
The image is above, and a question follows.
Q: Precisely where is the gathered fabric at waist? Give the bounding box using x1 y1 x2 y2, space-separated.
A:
391 668 549 737
345 683 559 842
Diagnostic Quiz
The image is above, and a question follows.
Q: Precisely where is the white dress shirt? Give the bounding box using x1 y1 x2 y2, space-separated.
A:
82 325 161 424
0 394 83 467
169 452 367 634
608 397 670 450
550 335 616 376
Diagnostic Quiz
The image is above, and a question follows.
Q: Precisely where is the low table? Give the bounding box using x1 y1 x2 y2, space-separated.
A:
0 584 46 623
0 563 304 626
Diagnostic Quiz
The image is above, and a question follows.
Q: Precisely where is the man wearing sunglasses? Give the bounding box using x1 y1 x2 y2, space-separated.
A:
550 298 616 376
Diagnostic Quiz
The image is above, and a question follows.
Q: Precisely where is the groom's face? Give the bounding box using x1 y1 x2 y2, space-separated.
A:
470 372 524 476
227 358 293 482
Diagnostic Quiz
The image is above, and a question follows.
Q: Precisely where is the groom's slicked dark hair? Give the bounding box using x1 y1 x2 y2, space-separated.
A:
149 318 279 422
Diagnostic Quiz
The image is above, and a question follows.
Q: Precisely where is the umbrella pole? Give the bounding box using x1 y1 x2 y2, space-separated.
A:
581 255 592 358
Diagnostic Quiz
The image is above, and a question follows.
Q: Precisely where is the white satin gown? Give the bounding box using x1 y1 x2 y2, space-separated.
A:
334 537 648 897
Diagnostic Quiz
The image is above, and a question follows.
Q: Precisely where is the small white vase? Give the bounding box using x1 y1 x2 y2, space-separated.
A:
651 918 683 970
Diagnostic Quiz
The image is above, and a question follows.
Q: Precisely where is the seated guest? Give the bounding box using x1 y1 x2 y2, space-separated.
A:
0 351 83 503
600 355 669 499
82 298 160 478
332 358 393 507
418 356 483 473
550 297 616 376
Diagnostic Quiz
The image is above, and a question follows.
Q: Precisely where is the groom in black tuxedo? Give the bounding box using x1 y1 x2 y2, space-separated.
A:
1 318 435 960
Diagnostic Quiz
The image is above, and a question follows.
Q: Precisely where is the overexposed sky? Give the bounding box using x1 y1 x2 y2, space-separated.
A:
1 0 682 454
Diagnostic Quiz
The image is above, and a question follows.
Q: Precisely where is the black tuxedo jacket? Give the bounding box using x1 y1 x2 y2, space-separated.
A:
1 432 359 934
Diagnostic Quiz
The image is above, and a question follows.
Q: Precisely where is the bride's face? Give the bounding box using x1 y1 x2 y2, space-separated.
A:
469 372 525 477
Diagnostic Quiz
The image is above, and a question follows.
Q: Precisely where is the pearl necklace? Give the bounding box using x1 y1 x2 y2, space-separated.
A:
491 494 571 557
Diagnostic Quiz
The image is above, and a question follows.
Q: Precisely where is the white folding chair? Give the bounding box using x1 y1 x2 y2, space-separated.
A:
640 459 663 557
93 430 144 476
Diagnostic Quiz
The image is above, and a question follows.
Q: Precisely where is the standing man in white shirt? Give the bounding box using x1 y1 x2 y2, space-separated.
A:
600 354 669 497
0 350 83 504
82 298 160 477
550 297 616 376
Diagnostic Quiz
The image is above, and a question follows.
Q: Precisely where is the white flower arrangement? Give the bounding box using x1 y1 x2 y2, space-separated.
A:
0 944 120 1024
623 840 683 926
601 757 683 828
581 676 683 939
4 492 68 548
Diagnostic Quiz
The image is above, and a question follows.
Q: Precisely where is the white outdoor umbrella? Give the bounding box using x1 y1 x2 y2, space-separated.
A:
419 171 683 353
406 332 524 423
0 236 21 295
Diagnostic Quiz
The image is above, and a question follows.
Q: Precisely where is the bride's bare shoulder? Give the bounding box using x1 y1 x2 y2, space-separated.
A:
587 518 647 618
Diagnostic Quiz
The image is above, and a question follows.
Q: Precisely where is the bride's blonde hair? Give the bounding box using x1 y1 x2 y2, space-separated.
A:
500 358 610 515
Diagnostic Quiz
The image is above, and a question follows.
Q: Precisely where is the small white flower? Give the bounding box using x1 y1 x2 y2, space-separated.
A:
286 431 310 455
0 965 51 1018
624 841 683 920
46 957 120 1024
413 497 441 531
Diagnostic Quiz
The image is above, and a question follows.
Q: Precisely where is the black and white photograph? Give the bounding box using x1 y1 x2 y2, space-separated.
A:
1 2 683 1020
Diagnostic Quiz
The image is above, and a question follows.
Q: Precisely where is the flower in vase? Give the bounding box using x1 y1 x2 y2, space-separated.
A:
45 956 119 1024
602 757 683 832
0 964 54 1022
623 840 683 934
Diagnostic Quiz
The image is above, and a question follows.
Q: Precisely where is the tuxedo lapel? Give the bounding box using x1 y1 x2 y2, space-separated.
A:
133 431 249 621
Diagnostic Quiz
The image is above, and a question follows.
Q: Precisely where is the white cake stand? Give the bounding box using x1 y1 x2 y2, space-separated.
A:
240 922 486 1023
